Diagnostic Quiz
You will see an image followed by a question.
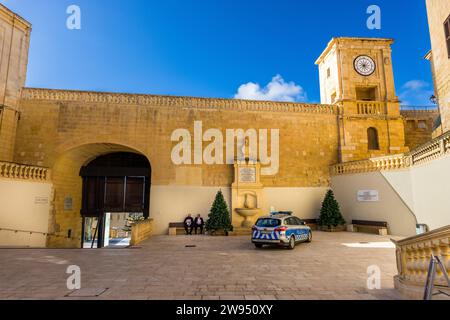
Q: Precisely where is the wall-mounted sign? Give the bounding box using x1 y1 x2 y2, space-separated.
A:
64 197 73 211
239 167 256 183
35 196 49 205
357 190 379 202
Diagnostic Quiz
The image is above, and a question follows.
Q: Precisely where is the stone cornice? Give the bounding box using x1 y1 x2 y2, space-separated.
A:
0 4 32 31
316 37 394 65
21 88 338 115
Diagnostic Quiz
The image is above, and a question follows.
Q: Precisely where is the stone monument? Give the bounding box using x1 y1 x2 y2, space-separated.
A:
231 137 264 234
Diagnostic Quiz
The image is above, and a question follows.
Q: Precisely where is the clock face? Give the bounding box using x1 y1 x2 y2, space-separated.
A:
354 55 376 76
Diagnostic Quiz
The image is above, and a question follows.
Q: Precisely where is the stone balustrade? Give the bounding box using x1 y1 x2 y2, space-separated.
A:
357 101 384 115
0 161 50 181
331 154 409 175
21 87 337 114
331 130 450 175
393 225 450 299
130 218 154 246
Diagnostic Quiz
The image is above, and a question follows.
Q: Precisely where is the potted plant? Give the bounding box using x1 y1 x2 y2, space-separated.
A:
318 190 346 232
205 190 233 236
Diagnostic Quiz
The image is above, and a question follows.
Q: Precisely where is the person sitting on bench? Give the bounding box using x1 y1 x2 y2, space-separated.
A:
194 214 205 235
184 214 194 235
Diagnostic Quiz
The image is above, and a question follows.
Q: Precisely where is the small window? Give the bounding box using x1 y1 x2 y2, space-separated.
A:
327 68 331 78
445 14 450 58
356 86 377 101
418 120 427 129
407 120 415 129
285 217 296 226
367 127 380 150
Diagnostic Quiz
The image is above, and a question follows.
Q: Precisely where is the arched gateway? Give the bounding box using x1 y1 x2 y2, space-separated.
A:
79 152 151 248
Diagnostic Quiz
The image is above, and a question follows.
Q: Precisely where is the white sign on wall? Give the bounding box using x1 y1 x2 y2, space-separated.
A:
64 197 73 211
357 190 379 202
34 196 49 205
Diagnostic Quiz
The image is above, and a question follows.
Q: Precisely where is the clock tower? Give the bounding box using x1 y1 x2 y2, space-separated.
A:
316 37 408 162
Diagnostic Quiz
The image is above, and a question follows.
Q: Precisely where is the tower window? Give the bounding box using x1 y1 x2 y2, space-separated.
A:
445 14 450 58
367 127 380 150
418 120 427 129
356 86 377 101
327 68 331 78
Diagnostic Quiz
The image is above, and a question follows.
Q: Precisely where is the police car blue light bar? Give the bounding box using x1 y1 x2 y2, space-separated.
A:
271 211 293 215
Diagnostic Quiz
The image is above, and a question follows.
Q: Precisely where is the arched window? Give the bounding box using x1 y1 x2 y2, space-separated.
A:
367 127 379 150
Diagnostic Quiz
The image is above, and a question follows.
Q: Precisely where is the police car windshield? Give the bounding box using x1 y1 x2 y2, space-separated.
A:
256 218 281 228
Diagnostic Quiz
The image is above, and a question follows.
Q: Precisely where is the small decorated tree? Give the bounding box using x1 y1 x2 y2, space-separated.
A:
318 190 346 230
205 190 233 235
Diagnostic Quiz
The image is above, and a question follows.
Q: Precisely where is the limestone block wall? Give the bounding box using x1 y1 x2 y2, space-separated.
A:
426 0 450 132
0 5 31 162
14 89 340 245
401 109 439 151
339 115 408 162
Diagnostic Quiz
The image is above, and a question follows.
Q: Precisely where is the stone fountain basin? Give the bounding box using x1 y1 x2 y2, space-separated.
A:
235 208 261 217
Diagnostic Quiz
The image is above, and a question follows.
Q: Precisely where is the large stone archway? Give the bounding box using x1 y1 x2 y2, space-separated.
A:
48 143 150 248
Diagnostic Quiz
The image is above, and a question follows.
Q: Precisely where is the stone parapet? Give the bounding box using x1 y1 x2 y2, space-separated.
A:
130 218 153 246
21 88 337 115
393 225 450 299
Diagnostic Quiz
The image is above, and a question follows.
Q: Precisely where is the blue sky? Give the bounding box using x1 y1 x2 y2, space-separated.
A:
1 0 435 105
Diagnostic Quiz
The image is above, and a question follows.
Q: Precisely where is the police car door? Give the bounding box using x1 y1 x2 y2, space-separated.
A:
294 217 308 241
286 217 300 241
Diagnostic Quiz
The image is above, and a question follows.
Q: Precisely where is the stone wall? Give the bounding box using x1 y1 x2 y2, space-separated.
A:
426 0 450 132
14 88 340 244
0 178 53 247
401 109 439 151
0 5 31 162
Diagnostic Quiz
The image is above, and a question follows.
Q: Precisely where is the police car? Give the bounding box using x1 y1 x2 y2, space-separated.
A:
251 211 312 249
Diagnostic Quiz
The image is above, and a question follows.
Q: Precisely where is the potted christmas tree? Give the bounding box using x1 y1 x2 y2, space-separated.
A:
205 190 233 236
318 190 346 232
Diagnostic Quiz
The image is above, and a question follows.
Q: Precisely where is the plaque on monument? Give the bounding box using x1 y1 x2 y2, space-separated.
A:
239 167 256 183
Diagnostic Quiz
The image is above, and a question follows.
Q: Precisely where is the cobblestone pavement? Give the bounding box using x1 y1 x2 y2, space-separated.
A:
0 232 406 300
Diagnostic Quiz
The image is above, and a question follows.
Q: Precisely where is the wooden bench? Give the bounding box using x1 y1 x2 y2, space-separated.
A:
168 222 205 236
348 220 388 236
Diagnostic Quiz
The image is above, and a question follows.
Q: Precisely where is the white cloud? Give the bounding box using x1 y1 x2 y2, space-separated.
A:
234 75 307 102
399 80 434 106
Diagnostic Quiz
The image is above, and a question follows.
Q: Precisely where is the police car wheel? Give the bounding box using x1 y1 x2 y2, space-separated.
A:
288 236 296 250
254 243 263 249
306 231 312 243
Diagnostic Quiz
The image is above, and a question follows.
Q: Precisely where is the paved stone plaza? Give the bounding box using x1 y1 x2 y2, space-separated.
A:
0 232 405 300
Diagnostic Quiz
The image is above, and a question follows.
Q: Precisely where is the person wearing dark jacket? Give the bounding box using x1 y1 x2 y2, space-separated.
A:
194 214 205 235
184 214 194 235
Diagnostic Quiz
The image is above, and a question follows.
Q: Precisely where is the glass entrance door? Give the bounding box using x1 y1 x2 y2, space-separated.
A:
83 217 100 248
